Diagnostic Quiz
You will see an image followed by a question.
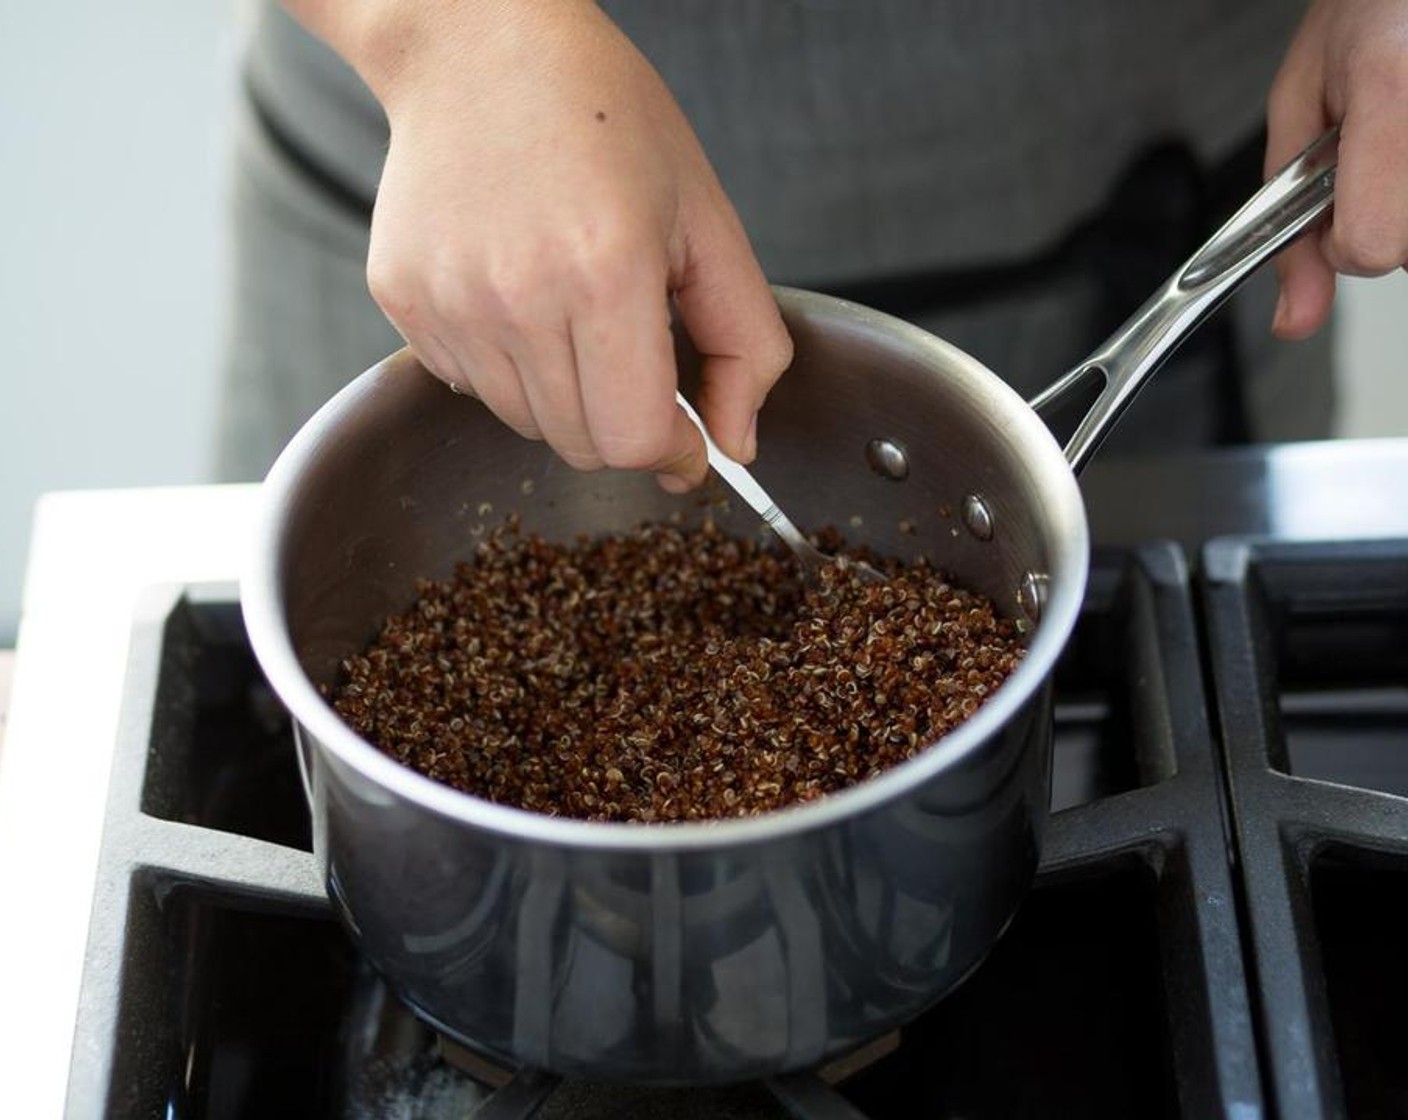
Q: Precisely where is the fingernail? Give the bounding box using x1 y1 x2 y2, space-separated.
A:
742 412 759 463
657 472 692 495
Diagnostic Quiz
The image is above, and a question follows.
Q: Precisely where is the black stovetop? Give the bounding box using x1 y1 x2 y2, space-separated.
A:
66 533 1408 1119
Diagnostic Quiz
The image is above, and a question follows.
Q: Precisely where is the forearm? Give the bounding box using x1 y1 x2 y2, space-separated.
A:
278 0 596 113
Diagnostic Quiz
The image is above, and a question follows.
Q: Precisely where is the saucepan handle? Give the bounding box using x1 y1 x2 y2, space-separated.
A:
1029 128 1339 474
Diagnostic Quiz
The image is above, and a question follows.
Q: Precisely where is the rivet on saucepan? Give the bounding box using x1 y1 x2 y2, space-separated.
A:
961 495 994 541
1019 570 1049 622
864 438 910 481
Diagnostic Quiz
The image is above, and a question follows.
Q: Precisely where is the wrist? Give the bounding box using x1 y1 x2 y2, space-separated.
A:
281 0 599 118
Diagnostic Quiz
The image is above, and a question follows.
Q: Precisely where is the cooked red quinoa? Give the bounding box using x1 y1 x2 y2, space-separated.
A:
331 519 1024 822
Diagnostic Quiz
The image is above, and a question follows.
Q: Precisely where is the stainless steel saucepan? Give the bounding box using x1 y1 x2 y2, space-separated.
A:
243 131 1337 1083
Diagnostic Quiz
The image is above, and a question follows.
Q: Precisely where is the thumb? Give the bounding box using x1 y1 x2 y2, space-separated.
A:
672 191 793 463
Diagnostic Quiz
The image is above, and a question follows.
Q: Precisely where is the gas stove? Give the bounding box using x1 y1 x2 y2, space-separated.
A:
4 440 1408 1119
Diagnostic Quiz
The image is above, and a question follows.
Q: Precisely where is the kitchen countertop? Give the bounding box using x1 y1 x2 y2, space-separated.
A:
5 438 1408 1118
0 485 261 1118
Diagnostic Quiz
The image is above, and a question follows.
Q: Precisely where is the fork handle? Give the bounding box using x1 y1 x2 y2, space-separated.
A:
673 393 813 553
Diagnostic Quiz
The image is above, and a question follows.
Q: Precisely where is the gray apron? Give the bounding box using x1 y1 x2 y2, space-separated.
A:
215 0 1331 481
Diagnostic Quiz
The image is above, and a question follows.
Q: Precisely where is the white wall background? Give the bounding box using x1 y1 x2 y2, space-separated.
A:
0 2 1406 645
1336 273 1408 438
0 1 240 644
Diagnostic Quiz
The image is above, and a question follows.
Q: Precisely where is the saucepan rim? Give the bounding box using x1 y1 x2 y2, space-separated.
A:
241 288 1089 853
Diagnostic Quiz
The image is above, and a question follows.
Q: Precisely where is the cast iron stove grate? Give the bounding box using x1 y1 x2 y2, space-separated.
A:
1202 538 1408 1120
66 544 1260 1118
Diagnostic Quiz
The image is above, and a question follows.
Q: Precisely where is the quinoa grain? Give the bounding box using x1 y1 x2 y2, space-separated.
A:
331 519 1024 822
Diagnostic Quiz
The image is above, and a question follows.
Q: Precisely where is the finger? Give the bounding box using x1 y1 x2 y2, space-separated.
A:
1264 11 1337 339
445 337 543 441
368 268 458 383
366 241 530 424
572 261 707 489
400 325 461 384
506 322 604 471
1272 238 1337 340
672 192 792 463
396 308 545 440
1264 12 1329 178
1321 92 1408 278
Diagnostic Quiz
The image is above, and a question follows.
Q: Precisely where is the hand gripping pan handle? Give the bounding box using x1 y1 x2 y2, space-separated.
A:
1030 129 1339 473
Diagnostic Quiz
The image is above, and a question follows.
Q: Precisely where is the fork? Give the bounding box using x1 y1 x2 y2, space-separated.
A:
675 393 886 587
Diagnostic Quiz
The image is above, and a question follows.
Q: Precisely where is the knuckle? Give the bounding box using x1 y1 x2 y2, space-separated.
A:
508 419 544 441
558 448 606 472
597 429 678 472
484 220 658 319
1349 37 1408 103
758 326 795 381
484 259 540 319
1331 214 1404 275
422 256 483 321
484 252 579 335
366 257 417 324
570 220 654 294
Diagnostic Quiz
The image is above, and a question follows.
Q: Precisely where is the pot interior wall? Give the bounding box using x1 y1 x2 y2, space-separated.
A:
276 297 1075 695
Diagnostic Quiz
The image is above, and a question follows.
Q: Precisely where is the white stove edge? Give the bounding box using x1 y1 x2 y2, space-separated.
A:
0 484 260 1118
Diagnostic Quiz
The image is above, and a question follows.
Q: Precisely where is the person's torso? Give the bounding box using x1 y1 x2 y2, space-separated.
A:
245 0 1303 284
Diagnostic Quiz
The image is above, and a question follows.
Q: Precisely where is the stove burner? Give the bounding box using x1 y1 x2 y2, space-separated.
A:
74 541 1401 1118
1203 538 1408 1120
